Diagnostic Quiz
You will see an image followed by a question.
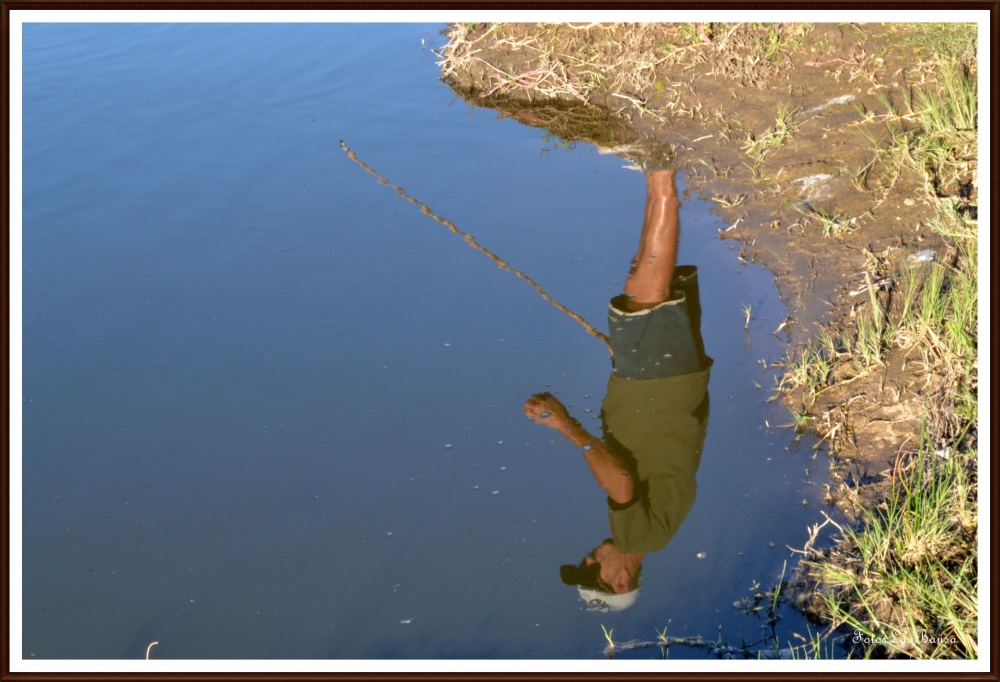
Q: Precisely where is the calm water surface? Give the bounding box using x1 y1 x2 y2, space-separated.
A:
22 23 833 659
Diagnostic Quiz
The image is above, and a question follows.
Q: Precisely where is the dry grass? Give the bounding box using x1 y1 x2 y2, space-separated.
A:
437 22 812 120
711 23 811 86
438 22 686 115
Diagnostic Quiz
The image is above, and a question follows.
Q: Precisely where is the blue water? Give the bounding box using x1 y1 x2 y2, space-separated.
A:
20 23 834 659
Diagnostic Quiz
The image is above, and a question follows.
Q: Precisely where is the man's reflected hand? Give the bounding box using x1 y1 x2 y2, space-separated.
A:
524 392 573 431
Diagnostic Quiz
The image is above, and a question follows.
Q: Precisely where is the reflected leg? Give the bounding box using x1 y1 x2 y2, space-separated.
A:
622 170 680 311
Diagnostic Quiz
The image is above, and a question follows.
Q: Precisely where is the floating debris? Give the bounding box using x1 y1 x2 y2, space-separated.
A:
908 248 936 264
444 444 453 449
500 466 507 471
400 617 414 624
473 486 480 490
539 412 550 418
695 552 707 560
498 440 504 445
492 490 500 495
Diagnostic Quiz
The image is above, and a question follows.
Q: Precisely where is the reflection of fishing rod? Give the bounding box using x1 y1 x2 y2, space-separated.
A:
340 140 610 346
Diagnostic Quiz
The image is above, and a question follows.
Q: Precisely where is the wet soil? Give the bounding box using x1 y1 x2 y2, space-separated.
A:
438 21 976 621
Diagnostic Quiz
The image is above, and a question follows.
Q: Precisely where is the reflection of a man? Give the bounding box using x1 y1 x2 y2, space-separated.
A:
524 169 712 612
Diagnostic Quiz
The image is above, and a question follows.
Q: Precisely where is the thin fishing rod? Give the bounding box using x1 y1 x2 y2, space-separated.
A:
340 140 610 347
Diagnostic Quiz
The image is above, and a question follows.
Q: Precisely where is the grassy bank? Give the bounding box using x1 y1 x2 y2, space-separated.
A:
783 56 978 658
439 22 980 659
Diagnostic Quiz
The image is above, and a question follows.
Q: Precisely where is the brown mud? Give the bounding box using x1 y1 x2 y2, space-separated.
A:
437 21 978 637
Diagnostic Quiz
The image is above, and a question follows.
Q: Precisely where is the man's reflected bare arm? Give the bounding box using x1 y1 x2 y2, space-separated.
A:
524 393 635 504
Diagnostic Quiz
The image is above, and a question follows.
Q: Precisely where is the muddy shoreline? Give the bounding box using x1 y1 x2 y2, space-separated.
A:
437 21 979 657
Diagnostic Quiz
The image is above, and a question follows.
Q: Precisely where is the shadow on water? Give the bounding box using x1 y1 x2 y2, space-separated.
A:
20 23 844 660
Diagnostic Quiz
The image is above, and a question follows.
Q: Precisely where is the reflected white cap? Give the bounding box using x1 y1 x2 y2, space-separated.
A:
578 587 640 612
